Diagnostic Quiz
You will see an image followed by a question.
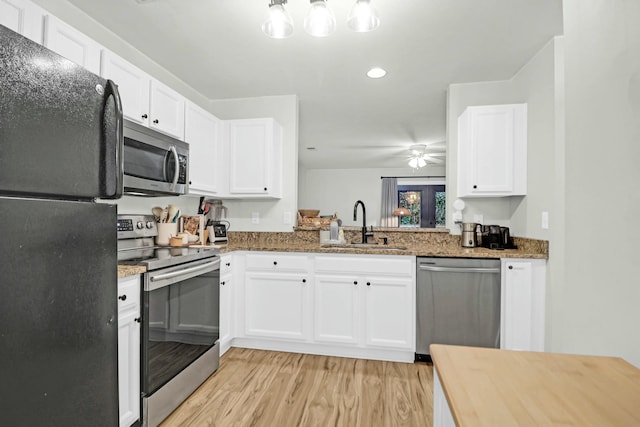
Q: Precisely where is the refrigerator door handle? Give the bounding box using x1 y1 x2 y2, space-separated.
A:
102 79 124 199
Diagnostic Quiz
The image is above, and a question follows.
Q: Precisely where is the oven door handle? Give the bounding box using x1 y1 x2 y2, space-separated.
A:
147 259 220 290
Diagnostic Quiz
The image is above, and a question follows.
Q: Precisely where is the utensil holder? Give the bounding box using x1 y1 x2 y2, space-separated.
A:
156 223 178 246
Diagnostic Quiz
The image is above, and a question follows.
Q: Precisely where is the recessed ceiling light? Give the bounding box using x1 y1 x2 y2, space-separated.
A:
367 67 386 79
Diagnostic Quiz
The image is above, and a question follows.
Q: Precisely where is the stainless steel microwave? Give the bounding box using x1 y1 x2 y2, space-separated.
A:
123 120 189 196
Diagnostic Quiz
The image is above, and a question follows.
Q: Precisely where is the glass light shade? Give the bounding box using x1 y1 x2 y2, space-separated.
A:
347 0 380 32
304 0 336 37
393 207 411 217
262 3 294 39
408 156 427 168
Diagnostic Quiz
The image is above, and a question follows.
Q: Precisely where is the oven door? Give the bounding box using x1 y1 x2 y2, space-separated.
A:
142 257 220 396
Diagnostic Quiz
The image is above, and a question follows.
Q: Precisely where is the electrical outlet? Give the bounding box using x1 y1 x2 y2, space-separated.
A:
473 214 484 224
283 211 292 225
251 212 260 224
541 211 549 229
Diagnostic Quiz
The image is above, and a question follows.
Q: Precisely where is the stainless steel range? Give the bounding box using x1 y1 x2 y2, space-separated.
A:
117 214 220 427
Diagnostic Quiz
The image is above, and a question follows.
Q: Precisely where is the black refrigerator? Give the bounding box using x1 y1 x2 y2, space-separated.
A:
0 24 123 426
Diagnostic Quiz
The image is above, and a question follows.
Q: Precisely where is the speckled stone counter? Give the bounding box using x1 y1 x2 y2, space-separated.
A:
221 227 548 259
118 265 146 278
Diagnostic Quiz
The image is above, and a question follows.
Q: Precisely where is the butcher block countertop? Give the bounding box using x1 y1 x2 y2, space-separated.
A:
430 344 640 426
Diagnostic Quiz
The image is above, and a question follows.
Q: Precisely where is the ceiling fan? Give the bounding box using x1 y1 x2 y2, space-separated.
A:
406 143 446 168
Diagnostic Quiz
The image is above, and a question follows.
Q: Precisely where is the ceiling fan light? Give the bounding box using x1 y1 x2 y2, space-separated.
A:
408 157 418 169
347 0 380 32
262 1 294 39
304 0 336 37
417 157 427 168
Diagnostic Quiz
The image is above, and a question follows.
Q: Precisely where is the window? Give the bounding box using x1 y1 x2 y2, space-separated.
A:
398 185 445 228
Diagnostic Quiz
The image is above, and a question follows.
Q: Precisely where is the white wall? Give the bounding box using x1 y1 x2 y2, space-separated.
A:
299 166 445 227
556 0 640 367
209 95 299 232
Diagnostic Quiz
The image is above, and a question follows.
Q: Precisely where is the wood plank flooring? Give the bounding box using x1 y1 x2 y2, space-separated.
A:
160 348 434 427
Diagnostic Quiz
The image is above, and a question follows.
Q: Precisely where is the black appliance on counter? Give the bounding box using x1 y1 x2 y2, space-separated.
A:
480 225 516 250
0 25 122 425
117 214 220 427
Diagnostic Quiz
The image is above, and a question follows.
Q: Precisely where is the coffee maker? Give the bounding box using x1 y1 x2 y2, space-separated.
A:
480 225 515 250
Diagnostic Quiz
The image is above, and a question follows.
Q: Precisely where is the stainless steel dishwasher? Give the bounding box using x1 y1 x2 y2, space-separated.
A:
416 257 501 362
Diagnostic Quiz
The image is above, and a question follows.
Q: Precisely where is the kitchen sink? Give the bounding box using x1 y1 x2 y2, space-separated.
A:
320 244 408 251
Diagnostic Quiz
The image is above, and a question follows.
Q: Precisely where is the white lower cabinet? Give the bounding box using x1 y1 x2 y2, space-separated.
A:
117 275 141 427
501 258 546 351
244 272 311 340
433 368 456 427
219 254 233 355
234 252 415 362
364 276 414 349
314 274 360 344
314 274 413 350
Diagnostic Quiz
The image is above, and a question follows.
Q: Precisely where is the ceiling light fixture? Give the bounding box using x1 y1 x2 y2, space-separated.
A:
408 144 428 169
367 67 386 78
262 0 380 38
262 0 294 39
304 0 336 37
347 0 380 32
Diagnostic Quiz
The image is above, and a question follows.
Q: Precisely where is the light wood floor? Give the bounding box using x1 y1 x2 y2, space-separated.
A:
161 347 434 427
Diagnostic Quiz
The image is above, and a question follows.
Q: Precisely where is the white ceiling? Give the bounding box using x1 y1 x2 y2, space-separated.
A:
65 0 563 170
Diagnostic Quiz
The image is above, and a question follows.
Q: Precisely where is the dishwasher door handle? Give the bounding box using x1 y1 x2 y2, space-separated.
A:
418 265 501 274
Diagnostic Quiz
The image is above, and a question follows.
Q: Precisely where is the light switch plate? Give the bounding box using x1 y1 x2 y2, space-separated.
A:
541 211 549 229
251 212 260 224
473 214 484 224
283 211 292 225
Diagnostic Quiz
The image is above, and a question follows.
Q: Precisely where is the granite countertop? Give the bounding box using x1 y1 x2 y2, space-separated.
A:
221 241 547 259
431 344 640 426
118 264 146 279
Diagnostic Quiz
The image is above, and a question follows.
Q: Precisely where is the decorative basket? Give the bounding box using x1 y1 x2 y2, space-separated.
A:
297 212 338 228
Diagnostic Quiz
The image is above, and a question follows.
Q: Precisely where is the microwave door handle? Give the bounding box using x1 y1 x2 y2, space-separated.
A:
102 79 123 199
169 145 179 190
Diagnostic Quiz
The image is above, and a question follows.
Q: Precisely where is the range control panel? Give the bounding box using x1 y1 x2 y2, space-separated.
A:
117 214 157 240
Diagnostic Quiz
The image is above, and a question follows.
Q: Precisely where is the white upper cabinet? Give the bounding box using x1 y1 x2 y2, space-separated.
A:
100 50 151 126
100 50 185 140
185 101 222 196
43 15 102 74
226 118 282 199
0 0 45 43
149 79 185 140
457 103 527 197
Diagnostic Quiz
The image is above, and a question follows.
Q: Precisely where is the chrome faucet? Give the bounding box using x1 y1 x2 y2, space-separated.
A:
353 200 373 244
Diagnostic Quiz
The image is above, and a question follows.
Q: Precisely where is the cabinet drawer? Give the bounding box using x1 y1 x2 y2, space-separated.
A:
245 252 311 272
315 254 413 277
117 276 141 312
220 255 233 275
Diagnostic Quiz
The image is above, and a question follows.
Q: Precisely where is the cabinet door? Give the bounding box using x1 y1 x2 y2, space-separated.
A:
149 79 185 140
117 276 140 427
457 104 527 197
0 0 45 43
501 259 546 351
100 51 151 126
219 272 232 355
227 118 282 198
43 15 102 74
314 274 360 344
118 308 140 427
185 101 222 196
364 277 414 349
244 272 310 340
219 253 233 355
